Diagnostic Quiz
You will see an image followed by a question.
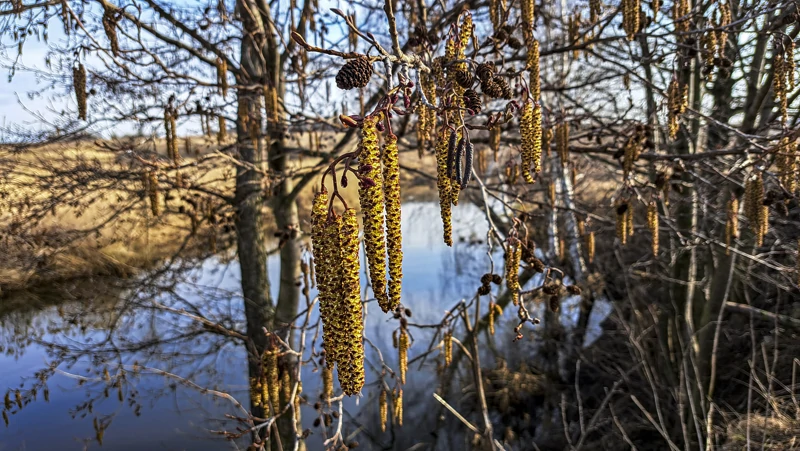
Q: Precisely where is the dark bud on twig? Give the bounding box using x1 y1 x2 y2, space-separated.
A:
336 57 373 90
339 114 359 128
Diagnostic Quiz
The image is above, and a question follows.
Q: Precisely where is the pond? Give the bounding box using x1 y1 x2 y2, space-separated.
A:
0 201 609 450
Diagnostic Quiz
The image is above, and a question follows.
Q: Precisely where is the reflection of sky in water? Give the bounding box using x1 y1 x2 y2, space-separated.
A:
0 202 609 450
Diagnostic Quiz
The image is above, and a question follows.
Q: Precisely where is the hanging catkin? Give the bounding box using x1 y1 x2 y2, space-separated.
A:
443 331 452 365
337 208 366 395
557 121 569 166
436 127 454 246
622 0 640 41
102 4 119 56
647 201 659 255
379 388 388 432
73 63 87 121
383 134 403 312
725 197 739 255
311 191 340 366
393 389 404 426
777 138 797 194
527 39 541 100
359 114 390 309
586 231 595 263
616 202 629 245
217 116 227 144
322 366 333 402
146 170 161 217
521 0 535 30
505 241 522 305
520 101 536 184
398 328 409 384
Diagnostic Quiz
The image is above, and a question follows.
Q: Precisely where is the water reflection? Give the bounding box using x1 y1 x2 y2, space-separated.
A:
0 202 605 450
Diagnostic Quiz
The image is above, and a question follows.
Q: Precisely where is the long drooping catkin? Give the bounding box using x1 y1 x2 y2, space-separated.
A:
647 201 659 256
379 388 388 432
586 231 595 263
557 121 569 166
622 0 640 41
311 191 338 365
146 170 161 217
102 4 119 56
527 39 541 100
616 203 629 245
216 57 228 97
398 328 409 384
520 101 536 184
262 348 280 414
393 389 404 426
443 331 452 365
778 137 797 194
337 208 365 395
73 63 87 121
322 366 333 402
505 241 522 305
435 127 453 246
358 114 389 309
383 134 403 312
725 197 739 255
521 0 534 30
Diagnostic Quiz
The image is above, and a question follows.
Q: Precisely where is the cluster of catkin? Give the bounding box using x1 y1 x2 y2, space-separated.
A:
358 114 403 313
250 348 281 413
73 63 87 121
520 101 543 183
773 36 795 126
622 0 640 41
505 239 522 305
311 192 365 395
745 172 768 246
615 201 634 245
668 78 688 140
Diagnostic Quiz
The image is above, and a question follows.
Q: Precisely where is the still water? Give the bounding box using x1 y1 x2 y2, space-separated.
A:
0 202 607 450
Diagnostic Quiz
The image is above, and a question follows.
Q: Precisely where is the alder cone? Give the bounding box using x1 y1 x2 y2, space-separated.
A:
336 57 373 90
463 89 482 112
454 69 474 89
481 77 504 98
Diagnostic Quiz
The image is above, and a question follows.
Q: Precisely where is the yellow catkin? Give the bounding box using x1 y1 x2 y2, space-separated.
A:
505 242 522 306
398 328 409 384
338 209 365 396
358 114 389 309
450 130 462 206
489 301 497 335
673 0 689 34
548 181 556 207
393 389 404 426
379 388 388 432
647 201 659 256
383 134 403 312
435 127 453 246
322 366 333 402
443 331 452 366
616 203 628 245
787 39 796 91
718 2 731 57
586 231 595 263
527 39 541 100
703 29 717 80
531 104 543 174
725 197 739 255
521 0 535 30
311 191 339 366
73 63 87 121
796 240 800 287
774 50 788 126
626 204 635 238
557 122 569 166
490 126 502 162
263 348 280 413
520 101 535 184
